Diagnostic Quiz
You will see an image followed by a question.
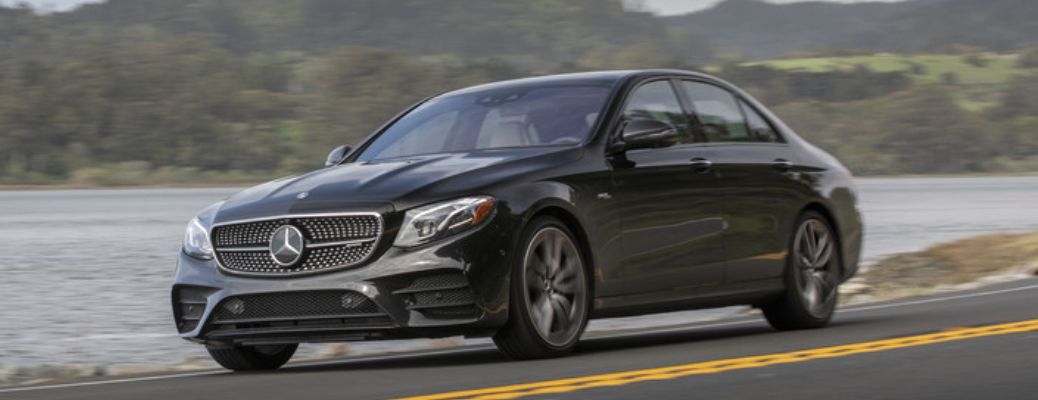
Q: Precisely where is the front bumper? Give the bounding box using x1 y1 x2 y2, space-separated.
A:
172 219 515 346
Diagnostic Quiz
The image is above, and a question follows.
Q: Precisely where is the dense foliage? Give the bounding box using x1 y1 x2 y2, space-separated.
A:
0 0 718 184
0 0 1036 185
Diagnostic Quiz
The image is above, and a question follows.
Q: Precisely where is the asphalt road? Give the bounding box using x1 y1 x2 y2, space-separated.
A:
5 279 1038 400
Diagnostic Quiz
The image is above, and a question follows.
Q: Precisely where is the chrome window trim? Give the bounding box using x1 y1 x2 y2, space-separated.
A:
209 212 384 277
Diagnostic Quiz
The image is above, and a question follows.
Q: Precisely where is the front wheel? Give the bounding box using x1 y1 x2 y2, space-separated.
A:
762 211 840 330
206 344 297 371
493 217 590 359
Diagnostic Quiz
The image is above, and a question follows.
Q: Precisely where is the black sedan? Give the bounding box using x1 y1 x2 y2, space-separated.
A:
173 69 863 370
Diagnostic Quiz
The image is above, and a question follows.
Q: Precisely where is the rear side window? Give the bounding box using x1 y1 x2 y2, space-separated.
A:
679 81 751 143
740 100 783 143
622 80 696 144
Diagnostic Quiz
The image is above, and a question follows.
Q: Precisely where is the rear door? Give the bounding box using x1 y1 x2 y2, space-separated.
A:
677 80 801 284
610 79 727 296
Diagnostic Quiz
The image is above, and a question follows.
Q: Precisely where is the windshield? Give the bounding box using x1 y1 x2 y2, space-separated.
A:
355 84 611 161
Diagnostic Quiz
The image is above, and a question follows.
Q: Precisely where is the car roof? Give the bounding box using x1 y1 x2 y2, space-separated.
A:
440 69 717 97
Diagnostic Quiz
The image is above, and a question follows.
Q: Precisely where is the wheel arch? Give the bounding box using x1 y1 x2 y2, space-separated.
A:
802 202 839 232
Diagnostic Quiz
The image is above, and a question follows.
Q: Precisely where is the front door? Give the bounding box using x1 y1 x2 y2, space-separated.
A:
611 80 727 297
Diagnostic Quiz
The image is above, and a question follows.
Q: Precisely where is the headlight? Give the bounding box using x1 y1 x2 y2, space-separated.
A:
182 202 222 260
183 217 214 260
394 196 496 247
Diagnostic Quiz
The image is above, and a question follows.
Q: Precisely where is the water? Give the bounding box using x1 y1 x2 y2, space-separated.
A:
1 176 1037 368
856 177 1038 263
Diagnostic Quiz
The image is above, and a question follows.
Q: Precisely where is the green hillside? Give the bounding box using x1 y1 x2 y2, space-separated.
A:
749 54 1019 84
746 53 1034 110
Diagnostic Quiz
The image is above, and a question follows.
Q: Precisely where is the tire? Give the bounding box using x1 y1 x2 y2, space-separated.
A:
762 211 841 330
206 344 297 371
493 216 590 360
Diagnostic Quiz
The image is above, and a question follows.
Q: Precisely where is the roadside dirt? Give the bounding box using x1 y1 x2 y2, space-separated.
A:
842 232 1038 304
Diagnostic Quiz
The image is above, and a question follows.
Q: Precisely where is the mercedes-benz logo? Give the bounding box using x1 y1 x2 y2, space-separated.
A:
269 225 305 267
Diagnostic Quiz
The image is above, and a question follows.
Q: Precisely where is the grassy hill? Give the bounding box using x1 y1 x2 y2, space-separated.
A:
745 53 1034 110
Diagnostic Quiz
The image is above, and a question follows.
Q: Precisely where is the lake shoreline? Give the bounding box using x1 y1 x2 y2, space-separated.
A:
842 231 1038 304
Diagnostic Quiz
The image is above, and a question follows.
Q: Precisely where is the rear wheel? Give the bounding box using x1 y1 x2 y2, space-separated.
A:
493 217 590 359
206 344 297 371
762 211 840 330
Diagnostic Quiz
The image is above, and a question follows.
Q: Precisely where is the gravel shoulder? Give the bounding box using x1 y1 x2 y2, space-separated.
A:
842 231 1038 303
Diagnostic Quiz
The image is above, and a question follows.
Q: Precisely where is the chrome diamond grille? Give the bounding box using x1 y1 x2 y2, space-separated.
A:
212 220 280 248
211 214 382 276
297 216 382 241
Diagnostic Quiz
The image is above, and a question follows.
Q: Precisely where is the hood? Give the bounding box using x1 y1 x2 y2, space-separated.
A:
213 147 579 224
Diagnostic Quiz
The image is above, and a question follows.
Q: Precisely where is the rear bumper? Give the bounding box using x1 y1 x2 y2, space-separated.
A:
172 218 515 346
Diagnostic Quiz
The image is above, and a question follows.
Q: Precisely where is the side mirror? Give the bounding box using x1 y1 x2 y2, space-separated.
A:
325 145 352 167
614 118 679 152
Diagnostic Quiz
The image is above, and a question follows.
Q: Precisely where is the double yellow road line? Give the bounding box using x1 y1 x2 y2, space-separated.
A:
400 318 1038 400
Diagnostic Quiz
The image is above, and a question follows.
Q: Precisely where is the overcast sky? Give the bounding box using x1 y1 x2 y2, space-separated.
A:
4 0 911 15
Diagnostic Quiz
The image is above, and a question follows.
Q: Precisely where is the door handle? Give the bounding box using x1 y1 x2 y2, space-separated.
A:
689 158 713 171
772 158 794 171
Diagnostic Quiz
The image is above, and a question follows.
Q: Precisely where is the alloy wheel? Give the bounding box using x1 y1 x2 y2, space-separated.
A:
521 227 588 347
792 218 837 318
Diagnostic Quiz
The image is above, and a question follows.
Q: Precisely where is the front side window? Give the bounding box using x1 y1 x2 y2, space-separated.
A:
356 85 611 162
621 80 695 144
679 81 751 143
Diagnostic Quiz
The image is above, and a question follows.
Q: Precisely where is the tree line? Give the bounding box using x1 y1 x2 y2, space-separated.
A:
0 1 1036 184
